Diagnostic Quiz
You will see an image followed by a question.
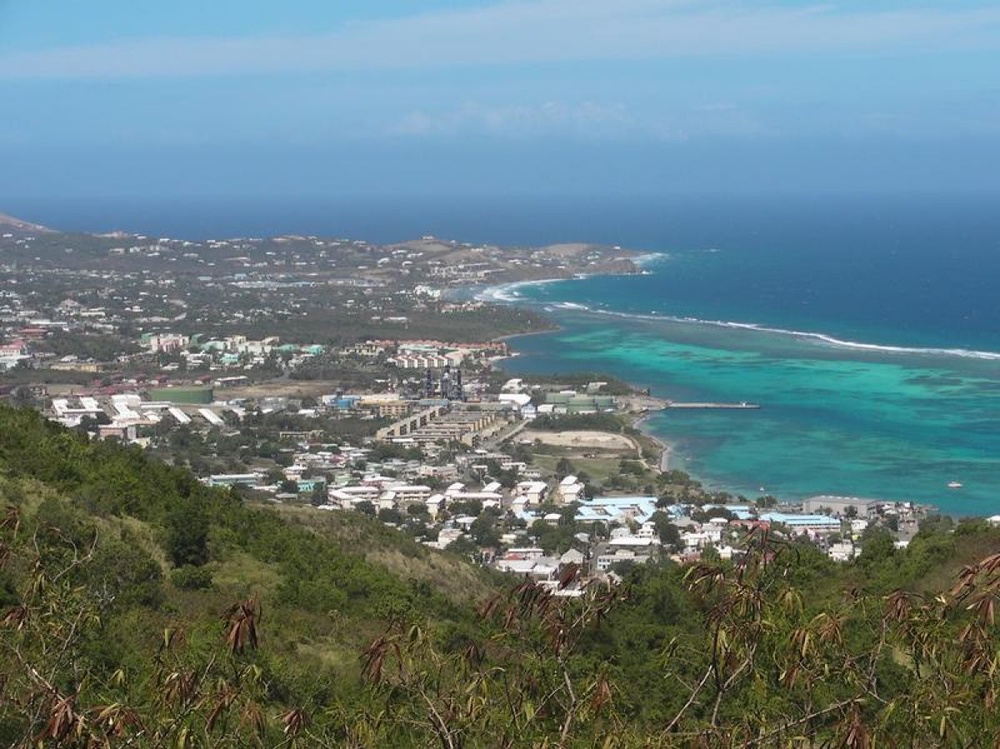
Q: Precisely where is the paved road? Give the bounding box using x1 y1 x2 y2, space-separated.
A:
483 418 530 450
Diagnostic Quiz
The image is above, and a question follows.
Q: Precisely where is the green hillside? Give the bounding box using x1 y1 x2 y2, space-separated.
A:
4 403 1000 747
0 405 500 746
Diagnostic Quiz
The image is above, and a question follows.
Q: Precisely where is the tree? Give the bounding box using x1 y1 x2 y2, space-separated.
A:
691 506 735 523
310 483 328 506
76 412 111 436
449 499 483 517
649 510 681 549
756 494 778 509
555 457 574 477
165 498 210 567
857 527 895 570
470 515 501 548
378 507 403 525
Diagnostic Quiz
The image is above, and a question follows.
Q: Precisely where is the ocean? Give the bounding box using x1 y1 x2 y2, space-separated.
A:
15 193 1000 515
478 195 1000 516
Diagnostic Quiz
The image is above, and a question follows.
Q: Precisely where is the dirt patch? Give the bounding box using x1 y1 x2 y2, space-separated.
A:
520 429 636 451
223 379 343 399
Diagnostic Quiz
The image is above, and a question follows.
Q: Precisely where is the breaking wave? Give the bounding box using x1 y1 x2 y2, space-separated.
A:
588 309 1000 361
478 270 1000 361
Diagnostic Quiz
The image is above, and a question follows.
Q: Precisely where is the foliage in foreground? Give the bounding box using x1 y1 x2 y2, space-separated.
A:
4 404 1000 745
5 499 1000 747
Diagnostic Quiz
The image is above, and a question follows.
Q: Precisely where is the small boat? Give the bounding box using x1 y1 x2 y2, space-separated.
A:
947 481 963 489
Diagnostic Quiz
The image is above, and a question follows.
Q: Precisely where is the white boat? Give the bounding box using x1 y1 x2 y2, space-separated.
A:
947 481 963 489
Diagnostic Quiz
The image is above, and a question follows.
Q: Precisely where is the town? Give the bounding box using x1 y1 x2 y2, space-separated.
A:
1 216 943 595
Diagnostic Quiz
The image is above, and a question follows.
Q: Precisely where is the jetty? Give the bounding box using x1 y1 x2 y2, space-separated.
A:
665 402 761 410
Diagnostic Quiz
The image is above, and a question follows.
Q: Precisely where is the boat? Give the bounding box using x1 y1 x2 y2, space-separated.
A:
947 481 963 489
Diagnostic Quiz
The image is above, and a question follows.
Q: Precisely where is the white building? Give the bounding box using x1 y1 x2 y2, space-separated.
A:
556 475 585 504
514 481 547 505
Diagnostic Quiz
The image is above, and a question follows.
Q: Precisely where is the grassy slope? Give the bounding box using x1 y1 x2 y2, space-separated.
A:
0 405 498 713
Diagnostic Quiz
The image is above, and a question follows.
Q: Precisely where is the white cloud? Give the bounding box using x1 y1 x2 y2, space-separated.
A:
384 99 774 140
0 1 998 79
387 101 639 138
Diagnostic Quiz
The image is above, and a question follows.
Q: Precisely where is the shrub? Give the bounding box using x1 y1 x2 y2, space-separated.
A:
170 564 214 590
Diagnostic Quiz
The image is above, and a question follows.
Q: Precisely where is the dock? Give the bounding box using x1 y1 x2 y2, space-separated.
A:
665 402 761 410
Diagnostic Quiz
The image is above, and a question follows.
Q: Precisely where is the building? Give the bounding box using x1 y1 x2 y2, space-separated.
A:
802 496 881 517
513 481 548 505
555 475 585 504
759 512 842 534
205 473 262 488
145 333 190 354
360 395 411 419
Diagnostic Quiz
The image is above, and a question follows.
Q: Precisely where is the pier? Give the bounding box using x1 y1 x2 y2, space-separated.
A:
665 402 761 410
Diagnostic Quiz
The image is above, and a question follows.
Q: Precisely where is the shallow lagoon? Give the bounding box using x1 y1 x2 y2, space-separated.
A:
500 304 1000 516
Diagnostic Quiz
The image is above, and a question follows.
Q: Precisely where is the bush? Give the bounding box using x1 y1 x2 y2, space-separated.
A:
170 564 214 590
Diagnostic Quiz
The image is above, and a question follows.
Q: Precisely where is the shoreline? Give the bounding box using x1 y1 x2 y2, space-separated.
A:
479 271 699 488
630 410 673 473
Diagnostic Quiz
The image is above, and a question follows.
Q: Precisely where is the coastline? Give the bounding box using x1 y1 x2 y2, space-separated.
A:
478 269 689 486
630 409 674 473
492 325 561 344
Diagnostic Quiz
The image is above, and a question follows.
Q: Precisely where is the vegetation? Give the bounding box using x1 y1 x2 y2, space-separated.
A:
530 412 633 433
5 403 1000 746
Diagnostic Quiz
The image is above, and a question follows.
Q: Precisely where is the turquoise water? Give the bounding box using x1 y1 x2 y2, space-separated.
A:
487 197 1000 515
495 284 1000 516
493 231 1000 515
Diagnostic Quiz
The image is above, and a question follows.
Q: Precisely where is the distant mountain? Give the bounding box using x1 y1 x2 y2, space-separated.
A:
0 211 56 234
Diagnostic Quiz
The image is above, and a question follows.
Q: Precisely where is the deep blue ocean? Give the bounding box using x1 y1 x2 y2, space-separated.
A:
14 193 1000 514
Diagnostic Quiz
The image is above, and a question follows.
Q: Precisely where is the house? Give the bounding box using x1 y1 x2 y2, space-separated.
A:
498 393 532 410
514 481 548 505
426 494 447 519
596 548 648 572
434 528 464 549
556 475 585 504
98 424 137 442
828 541 856 562
575 496 659 526
296 478 326 494
495 548 559 580
205 473 262 488
559 548 585 567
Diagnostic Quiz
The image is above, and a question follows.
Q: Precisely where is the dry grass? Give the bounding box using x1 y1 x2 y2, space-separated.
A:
224 379 345 399
211 551 284 598
268 503 501 605
520 429 637 452
531 454 628 484
368 547 495 605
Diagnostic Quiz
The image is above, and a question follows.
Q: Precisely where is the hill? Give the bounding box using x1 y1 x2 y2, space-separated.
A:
4 403 1000 746
0 404 505 746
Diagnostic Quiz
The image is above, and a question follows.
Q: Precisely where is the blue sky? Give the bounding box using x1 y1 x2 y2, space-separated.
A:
1 1 999 200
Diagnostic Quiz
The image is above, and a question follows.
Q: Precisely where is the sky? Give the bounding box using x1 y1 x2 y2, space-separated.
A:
1 1 999 203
